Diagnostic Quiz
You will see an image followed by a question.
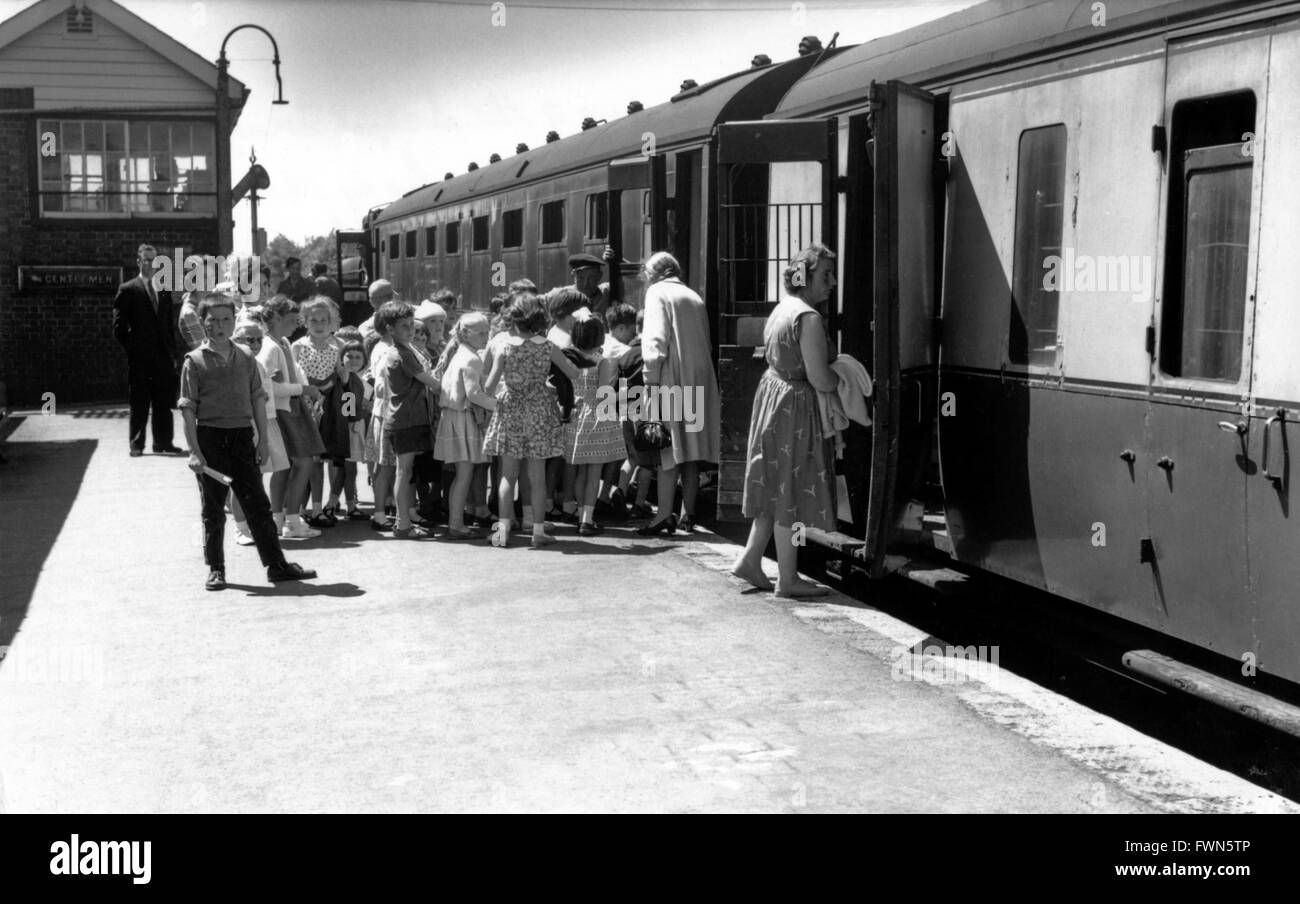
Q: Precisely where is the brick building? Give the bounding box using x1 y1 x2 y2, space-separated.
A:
0 0 244 405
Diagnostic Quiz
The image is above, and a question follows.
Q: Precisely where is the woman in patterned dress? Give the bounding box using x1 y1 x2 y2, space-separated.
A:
732 244 841 598
482 295 578 548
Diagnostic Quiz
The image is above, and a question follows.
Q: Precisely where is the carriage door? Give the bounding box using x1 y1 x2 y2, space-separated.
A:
864 81 939 576
714 119 837 520
335 229 369 326
1146 33 1268 656
607 156 653 306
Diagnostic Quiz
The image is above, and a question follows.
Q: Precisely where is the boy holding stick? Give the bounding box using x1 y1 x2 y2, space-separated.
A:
179 296 318 591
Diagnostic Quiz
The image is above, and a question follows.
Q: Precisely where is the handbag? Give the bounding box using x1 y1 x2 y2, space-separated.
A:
633 419 672 452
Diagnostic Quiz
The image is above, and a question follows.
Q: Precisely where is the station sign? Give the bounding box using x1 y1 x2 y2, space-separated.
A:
17 266 123 293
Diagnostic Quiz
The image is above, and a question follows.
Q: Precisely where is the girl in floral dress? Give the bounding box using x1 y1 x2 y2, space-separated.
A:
482 295 578 548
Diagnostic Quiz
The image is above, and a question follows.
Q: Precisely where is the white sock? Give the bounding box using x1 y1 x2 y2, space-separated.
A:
287 513 303 525
533 522 546 538
273 512 285 530
581 504 594 523
522 505 534 525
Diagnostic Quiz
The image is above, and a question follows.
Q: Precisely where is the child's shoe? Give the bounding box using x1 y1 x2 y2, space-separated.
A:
234 524 256 546
205 569 226 591
530 531 557 548
282 519 322 539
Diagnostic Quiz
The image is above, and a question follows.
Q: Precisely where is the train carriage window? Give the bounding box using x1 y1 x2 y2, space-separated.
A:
388 233 399 261
503 209 523 248
584 193 608 240
1009 124 1067 367
445 220 461 254
425 225 437 256
540 200 565 244
405 230 417 258
472 215 490 252
1159 92 1256 382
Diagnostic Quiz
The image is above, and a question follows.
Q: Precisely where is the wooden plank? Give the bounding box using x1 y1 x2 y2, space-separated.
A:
1124 649 1300 738
804 527 866 555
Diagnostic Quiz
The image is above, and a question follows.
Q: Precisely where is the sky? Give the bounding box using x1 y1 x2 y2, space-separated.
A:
1 0 978 251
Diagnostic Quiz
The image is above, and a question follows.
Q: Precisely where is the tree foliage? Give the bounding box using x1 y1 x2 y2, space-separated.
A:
264 231 338 282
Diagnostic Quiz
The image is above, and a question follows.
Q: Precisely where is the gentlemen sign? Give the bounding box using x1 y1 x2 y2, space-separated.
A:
18 266 123 292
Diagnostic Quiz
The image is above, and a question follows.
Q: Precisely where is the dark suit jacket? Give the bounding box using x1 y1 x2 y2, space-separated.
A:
112 276 177 363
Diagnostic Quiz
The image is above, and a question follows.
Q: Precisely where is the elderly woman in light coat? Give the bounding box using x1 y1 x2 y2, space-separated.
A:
637 252 721 535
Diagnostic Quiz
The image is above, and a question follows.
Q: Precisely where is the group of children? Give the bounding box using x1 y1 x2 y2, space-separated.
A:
181 276 676 588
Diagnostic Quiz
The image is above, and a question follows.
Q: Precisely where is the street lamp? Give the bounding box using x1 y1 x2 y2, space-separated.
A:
215 24 287 254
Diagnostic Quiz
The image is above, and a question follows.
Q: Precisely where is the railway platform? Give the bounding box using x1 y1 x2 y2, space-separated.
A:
0 406 1294 813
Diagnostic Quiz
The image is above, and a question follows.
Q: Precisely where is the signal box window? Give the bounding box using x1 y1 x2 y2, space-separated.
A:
1009 124 1067 367
426 225 437 256
1159 92 1256 382
472 215 490 252
388 233 399 260
540 200 565 244
446 221 460 254
503 209 524 248
405 231 417 258
584 193 608 240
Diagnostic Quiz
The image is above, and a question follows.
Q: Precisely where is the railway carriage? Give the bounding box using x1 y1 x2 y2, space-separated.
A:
369 46 840 315
726 0 1300 695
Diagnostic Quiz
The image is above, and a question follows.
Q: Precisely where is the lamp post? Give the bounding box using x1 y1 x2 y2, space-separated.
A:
215 24 287 254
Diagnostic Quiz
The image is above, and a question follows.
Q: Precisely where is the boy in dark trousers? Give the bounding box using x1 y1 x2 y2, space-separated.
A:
179 297 318 591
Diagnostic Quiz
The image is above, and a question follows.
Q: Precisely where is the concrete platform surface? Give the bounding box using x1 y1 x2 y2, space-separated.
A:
0 407 1294 813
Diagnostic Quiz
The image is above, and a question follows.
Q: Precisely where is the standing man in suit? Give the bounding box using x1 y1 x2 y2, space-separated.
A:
113 243 185 457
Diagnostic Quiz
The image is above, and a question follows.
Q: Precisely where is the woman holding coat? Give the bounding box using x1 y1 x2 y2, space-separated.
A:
731 244 840 597
637 252 721 535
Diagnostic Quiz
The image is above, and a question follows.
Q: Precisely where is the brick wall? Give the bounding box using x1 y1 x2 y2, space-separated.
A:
0 88 221 407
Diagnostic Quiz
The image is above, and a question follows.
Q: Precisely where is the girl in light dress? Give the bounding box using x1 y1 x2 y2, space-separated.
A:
291 296 345 528
433 313 496 539
256 296 324 539
563 316 626 535
482 295 579 548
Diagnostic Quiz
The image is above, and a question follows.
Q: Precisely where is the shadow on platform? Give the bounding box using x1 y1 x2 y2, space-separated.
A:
225 582 365 599
0 437 97 674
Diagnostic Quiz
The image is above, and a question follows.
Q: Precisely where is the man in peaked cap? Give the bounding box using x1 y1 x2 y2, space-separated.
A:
566 252 610 318
359 278 396 345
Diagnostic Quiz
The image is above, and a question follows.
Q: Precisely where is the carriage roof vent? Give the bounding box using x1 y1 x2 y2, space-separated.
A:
627 101 644 114
581 117 599 131
680 79 697 91
545 130 560 143
516 142 529 154
467 161 478 171
443 172 454 180
797 35 822 55
751 54 771 67
488 153 501 163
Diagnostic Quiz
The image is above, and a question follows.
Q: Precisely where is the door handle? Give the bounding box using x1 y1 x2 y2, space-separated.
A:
1219 420 1247 436
1263 410 1285 486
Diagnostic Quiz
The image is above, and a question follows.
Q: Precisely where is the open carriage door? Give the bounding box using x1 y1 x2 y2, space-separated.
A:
607 156 656 305
864 80 939 576
714 119 837 520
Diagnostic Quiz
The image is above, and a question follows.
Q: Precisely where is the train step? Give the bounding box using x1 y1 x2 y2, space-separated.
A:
883 555 970 595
